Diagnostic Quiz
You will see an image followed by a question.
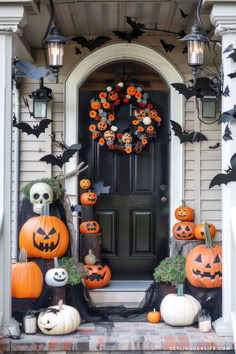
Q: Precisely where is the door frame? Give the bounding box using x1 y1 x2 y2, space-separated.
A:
64 42 184 238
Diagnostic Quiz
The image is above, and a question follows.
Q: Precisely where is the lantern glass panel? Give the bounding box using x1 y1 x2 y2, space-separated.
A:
33 99 47 119
47 42 64 67
188 40 204 66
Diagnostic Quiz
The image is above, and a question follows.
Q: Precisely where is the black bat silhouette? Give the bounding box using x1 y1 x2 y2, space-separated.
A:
170 120 207 144
209 153 236 188
227 49 236 62
113 28 144 43
218 105 236 124
14 119 52 139
223 124 233 142
179 8 188 18
40 149 79 169
209 142 220 149
182 46 188 55
228 71 236 79
222 85 230 97
71 36 111 51
126 16 146 30
178 30 187 39
171 77 217 100
160 39 175 53
223 44 233 54
75 47 81 55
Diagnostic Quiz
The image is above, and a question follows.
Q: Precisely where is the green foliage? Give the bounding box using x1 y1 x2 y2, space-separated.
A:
22 177 65 201
153 255 186 285
58 257 89 285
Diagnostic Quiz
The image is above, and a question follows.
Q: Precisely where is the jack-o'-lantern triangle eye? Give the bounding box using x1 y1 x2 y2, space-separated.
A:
214 254 221 264
195 255 202 263
48 227 56 235
185 226 190 231
37 227 46 235
177 226 182 231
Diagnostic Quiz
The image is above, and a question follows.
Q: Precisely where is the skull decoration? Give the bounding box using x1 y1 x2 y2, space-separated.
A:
30 183 53 214
122 133 133 144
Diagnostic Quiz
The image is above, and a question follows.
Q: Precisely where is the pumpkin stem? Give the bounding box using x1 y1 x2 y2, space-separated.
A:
58 300 63 311
181 200 185 207
54 257 59 268
19 248 28 263
204 221 213 248
177 284 184 296
153 308 156 312
41 204 50 216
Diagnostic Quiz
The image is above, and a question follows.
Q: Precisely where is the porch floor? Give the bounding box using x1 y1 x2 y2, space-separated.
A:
0 321 234 353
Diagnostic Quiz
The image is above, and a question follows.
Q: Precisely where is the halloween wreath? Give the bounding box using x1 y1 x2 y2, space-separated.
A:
88 82 162 154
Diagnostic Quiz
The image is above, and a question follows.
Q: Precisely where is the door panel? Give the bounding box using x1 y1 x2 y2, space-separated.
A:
79 89 170 280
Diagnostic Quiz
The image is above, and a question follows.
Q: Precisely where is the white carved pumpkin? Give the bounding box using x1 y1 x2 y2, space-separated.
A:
45 257 68 287
37 300 80 335
160 285 201 326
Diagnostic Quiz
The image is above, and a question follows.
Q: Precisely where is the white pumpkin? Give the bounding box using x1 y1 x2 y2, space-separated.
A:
38 300 80 335
45 257 68 287
160 284 201 326
143 116 152 125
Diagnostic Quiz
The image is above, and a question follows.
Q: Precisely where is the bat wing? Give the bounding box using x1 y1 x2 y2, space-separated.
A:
126 17 146 30
179 8 188 18
93 181 111 196
91 36 111 50
228 71 236 79
14 122 35 136
113 31 127 40
218 111 235 124
61 149 78 165
40 154 64 168
170 120 184 143
171 83 196 100
227 49 236 62
223 124 233 142
223 85 230 97
160 39 175 53
230 152 236 170
186 131 208 143
75 47 81 55
223 44 233 54
71 36 89 47
195 77 216 95
36 119 52 138
209 172 234 188
131 28 145 40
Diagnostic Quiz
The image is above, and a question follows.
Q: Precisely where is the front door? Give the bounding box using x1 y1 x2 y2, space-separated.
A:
79 70 170 280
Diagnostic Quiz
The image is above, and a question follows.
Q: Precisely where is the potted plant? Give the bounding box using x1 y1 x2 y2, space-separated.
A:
58 257 88 286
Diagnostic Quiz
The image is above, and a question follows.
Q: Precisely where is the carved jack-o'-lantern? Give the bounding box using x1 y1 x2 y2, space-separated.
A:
109 90 119 101
135 109 146 119
80 179 91 190
104 130 115 141
80 221 100 234
146 125 155 134
148 110 158 119
127 86 136 96
185 222 222 288
97 121 108 131
122 132 133 144
194 223 216 240
19 216 69 259
83 264 111 289
45 267 68 287
91 101 101 110
175 201 194 221
172 222 195 240
80 192 97 205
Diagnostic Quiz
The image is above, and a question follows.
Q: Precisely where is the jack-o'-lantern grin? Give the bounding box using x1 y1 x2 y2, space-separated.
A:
192 254 222 280
86 223 98 231
33 227 60 252
53 271 67 282
88 197 96 202
192 269 222 279
86 271 107 282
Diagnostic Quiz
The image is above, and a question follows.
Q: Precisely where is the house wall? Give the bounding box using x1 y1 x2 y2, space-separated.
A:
15 35 222 246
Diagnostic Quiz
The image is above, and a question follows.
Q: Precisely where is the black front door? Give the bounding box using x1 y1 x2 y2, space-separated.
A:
79 88 170 280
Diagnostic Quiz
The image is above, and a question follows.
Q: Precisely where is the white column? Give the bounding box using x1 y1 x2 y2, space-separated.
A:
210 3 236 336
0 4 25 329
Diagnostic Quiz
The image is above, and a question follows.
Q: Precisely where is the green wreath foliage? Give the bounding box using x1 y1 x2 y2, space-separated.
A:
22 177 65 201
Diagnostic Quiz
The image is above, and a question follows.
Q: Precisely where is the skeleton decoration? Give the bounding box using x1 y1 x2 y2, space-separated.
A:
30 182 53 214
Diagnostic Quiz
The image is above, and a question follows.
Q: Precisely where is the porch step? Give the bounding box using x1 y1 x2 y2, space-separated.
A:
89 281 152 305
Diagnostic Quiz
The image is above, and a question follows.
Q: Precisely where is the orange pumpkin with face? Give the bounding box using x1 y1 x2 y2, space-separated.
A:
19 216 69 259
148 110 158 119
172 222 195 240
97 121 108 131
175 202 194 221
194 223 216 240
80 221 100 234
146 126 155 134
109 91 119 101
127 86 136 96
91 101 101 110
135 109 146 119
83 264 111 289
80 179 91 190
80 192 97 205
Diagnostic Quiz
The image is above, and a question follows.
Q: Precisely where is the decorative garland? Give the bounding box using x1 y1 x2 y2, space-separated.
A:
22 178 65 201
88 82 162 154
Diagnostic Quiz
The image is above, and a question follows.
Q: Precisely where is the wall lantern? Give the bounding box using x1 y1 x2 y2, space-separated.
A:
30 78 53 119
201 96 217 118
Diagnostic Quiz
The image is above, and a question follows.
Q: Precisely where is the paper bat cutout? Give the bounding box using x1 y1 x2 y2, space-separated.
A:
171 77 218 100
227 49 236 62
40 149 79 169
209 153 236 188
71 36 111 51
222 85 230 97
71 204 81 213
223 124 233 142
113 28 144 43
228 71 236 79
14 119 52 139
75 47 81 55
179 8 188 18
223 44 233 54
170 120 207 144
13 59 49 80
218 105 236 124
182 46 188 55
126 17 146 30
160 39 175 53
93 181 111 196
209 142 220 149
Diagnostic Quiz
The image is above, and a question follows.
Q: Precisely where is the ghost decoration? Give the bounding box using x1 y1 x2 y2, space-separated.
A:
30 182 53 214
45 257 68 287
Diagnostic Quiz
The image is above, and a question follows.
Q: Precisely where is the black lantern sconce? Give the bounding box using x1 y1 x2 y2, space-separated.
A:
29 78 53 119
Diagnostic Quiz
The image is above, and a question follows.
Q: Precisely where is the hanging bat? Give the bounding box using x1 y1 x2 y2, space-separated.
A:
93 181 110 196
209 153 236 188
223 44 233 54
126 17 146 30
182 46 188 55
160 39 176 53
13 59 49 80
172 77 217 100
40 149 79 169
71 36 111 51
75 47 81 55
14 119 52 139
209 142 220 149
179 8 188 18
178 30 187 39
228 71 236 79
171 83 196 100
223 124 233 142
227 48 236 62
170 120 207 144
222 85 230 97
113 28 144 43
218 105 236 124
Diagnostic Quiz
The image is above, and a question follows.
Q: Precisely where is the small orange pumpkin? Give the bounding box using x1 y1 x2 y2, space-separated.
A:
194 223 216 240
80 191 97 205
83 264 111 289
135 109 146 119
175 201 194 221
147 309 161 323
148 110 158 119
80 221 100 234
173 222 195 240
80 178 91 190
109 91 119 101
97 121 108 131
127 86 136 96
146 126 155 134
91 101 101 110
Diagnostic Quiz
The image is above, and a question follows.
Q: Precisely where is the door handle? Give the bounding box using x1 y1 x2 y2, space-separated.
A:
160 184 167 192
160 196 168 203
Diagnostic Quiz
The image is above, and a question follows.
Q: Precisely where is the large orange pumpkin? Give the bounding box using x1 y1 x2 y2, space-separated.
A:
194 223 216 240
83 264 111 289
12 248 43 298
185 222 222 288
80 191 97 205
19 215 69 259
172 222 195 240
175 201 194 221
80 221 100 234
